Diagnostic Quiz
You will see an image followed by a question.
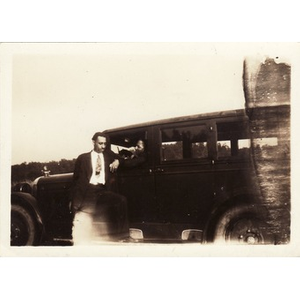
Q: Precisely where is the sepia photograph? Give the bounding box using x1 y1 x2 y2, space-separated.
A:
1 42 299 257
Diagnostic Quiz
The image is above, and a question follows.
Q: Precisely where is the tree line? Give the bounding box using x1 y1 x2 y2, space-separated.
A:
11 158 76 186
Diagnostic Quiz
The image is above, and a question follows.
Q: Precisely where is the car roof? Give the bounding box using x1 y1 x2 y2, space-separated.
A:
104 108 246 133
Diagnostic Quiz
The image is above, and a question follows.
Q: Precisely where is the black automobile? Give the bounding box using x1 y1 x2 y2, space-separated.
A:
11 57 291 246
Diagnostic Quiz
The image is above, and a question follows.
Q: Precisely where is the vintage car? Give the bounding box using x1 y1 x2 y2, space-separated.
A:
11 108 290 246
11 57 291 246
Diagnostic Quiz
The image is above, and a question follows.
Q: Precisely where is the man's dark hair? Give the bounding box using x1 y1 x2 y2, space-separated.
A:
92 132 108 141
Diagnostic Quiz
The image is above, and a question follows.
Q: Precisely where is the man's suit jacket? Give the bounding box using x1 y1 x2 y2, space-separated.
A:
71 149 121 208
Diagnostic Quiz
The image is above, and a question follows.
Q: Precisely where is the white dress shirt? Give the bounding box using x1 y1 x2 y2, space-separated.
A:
89 151 105 185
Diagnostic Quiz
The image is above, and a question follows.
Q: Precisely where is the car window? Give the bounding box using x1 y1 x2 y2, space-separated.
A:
110 130 148 168
160 124 208 161
217 121 250 158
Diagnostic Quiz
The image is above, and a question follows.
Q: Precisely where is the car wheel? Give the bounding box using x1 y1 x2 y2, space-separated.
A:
11 204 38 246
213 205 266 244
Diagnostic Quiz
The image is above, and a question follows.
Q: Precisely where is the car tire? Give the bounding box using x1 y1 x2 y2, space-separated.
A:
11 204 39 246
213 205 266 244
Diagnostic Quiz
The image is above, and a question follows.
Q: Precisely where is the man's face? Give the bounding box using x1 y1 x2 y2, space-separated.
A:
93 136 107 153
136 140 145 153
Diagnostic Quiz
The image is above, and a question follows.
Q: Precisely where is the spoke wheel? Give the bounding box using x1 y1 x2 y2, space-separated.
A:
11 204 38 246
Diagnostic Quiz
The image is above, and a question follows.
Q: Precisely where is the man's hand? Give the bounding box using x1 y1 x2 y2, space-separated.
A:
109 159 120 173
128 146 135 153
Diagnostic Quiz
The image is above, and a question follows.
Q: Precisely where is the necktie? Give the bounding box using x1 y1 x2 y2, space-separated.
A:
96 154 102 175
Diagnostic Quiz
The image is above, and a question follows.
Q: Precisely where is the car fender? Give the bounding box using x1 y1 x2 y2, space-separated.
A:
11 192 43 227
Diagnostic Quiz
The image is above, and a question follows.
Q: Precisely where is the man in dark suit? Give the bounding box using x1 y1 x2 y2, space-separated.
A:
72 132 129 245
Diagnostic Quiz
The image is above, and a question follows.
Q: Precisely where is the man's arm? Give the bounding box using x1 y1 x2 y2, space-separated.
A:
72 155 82 184
107 149 124 173
71 154 86 211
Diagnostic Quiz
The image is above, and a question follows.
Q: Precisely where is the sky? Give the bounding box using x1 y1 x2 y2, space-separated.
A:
2 43 297 165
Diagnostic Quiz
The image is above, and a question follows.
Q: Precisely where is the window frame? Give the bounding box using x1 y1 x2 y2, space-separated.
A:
215 119 251 161
109 128 151 168
157 121 211 164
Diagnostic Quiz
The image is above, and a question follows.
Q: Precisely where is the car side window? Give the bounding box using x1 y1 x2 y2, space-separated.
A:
160 124 208 162
216 121 250 158
252 136 289 160
110 130 148 168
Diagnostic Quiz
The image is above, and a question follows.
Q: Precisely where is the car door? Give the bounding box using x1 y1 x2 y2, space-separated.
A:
153 121 215 227
109 127 157 223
